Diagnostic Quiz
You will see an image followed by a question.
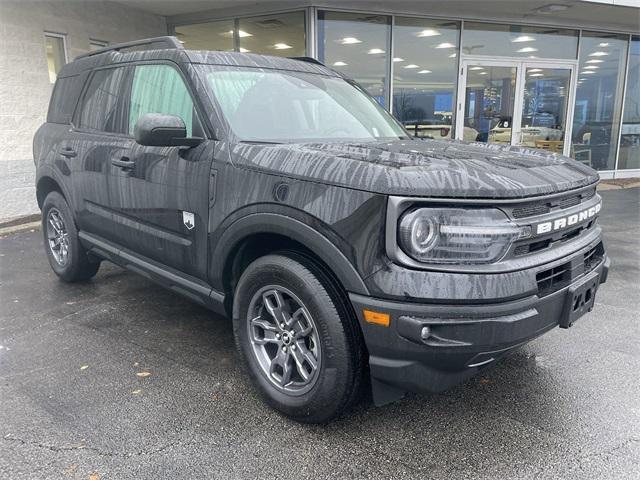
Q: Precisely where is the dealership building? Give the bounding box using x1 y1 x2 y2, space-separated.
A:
0 0 639 221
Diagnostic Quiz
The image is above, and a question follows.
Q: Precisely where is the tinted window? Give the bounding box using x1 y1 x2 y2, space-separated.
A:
129 64 195 136
47 74 85 124
77 67 128 133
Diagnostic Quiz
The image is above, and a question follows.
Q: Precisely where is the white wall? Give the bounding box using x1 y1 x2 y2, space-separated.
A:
0 0 166 221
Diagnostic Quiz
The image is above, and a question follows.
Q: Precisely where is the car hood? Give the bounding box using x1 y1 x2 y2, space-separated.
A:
229 139 599 199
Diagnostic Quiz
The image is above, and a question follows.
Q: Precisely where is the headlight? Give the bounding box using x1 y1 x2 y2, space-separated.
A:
398 208 530 265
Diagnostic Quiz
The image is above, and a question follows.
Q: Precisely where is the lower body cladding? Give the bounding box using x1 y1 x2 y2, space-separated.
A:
349 245 610 406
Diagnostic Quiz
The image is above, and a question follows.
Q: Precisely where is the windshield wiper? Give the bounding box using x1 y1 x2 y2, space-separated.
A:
239 140 284 145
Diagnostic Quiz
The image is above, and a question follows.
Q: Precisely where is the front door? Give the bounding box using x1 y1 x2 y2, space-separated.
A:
456 59 576 156
109 62 212 281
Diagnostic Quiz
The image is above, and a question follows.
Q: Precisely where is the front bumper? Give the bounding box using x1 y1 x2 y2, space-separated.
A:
349 253 610 406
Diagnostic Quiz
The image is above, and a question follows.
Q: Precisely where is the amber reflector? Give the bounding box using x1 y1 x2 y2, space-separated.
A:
363 309 390 327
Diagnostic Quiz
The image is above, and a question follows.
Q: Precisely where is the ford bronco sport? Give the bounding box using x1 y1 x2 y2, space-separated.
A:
34 37 609 423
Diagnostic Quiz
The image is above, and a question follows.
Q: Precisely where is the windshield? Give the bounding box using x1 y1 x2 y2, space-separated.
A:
198 66 408 143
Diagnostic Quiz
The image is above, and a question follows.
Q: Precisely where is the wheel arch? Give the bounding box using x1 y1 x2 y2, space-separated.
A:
36 169 71 210
212 213 370 315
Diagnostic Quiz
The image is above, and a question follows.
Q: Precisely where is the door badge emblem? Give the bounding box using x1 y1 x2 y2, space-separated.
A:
183 211 195 230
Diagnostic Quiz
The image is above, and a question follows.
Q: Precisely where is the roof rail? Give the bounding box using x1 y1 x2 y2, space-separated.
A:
76 36 183 60
288 56 325 66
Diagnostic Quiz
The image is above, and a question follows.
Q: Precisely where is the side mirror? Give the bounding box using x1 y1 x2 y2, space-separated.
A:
134 113 202 147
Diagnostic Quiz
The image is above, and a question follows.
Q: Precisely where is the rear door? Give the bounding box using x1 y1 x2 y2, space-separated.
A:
109 62 212 280
70 66 135 241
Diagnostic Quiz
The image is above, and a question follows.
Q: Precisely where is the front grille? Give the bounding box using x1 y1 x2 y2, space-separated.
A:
584 243 604 272
513 204 550 219
510 187 596 220
536 262 571 297
536 241 604 297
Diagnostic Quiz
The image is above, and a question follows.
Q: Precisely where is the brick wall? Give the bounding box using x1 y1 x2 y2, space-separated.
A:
0 0 167 221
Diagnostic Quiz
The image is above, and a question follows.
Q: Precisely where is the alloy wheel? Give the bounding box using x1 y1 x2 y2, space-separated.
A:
46 208 70 266
247 285 321 396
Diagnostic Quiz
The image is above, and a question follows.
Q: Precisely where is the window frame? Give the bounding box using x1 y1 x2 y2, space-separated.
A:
72 60 210 140
44 32 69 84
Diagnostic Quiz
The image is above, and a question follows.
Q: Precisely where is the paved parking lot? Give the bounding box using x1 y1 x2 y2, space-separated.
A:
1 188 638 479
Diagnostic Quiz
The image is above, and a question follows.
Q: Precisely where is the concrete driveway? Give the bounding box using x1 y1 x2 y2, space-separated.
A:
1 188 638 479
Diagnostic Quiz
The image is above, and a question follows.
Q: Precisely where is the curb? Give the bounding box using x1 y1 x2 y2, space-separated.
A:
0 220 41 237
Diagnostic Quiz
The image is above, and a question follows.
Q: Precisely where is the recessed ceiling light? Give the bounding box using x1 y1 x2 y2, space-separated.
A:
584 65 599 70
404 64 420 69
340 37 362 44
368 48 385 54
469 66 484 71
237 30 252 38
599 42 610 47
449 53 457 58
579 78 587 81
581 71 596 74
416 29 441 37
239 47 250 53
528 68 543 73
512 35 536 43
435 42 456 49
589 51 609 57
529 73 544 77
418 69 432 74
586 59 604 64
478 72 488 75
273 43 292 50
393 57 404 62
517 47 538 53
332 61 347 66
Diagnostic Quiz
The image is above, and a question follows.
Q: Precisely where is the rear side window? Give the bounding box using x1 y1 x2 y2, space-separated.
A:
129 64 195 136
77 67 129 133
47 74 84 124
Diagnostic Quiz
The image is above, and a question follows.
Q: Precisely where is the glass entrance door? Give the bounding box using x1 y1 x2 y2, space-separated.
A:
457 60 576 156
459 63 518 144
517 66 572 154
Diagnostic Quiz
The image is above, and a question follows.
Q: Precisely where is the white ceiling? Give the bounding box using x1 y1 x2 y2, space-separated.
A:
117 0 640 33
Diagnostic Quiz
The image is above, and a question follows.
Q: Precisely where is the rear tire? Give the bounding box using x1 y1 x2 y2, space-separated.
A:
232 252 363 423
42 191 100 282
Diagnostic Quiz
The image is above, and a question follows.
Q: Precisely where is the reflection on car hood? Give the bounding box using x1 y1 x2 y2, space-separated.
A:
230 139 599 199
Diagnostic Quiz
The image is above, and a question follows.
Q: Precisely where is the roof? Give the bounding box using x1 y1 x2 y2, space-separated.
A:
59 47 338 78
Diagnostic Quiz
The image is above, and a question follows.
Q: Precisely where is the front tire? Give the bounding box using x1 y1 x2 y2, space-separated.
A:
42 191 100 282
232 252 363 423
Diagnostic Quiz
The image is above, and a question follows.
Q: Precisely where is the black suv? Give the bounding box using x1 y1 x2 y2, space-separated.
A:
34 37 609 423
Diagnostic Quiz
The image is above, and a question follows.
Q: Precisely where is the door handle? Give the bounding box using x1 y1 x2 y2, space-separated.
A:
59 146 77 158
112 156 135 170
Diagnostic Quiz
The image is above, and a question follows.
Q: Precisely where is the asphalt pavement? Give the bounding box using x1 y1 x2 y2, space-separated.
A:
1 187 639 479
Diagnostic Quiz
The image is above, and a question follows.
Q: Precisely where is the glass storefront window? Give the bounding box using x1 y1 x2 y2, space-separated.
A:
392 17 460 139
572 32 629 170
619 36 639 170
45 34 66 84
238 12 306 57
174 20 235 51
318 11 390 107
463 23 578 60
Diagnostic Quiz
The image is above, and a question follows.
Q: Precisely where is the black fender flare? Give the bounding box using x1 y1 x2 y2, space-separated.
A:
210 212 370 296
35 165 74 210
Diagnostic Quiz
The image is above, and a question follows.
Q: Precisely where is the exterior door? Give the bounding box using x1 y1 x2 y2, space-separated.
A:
456 59 576 156
109 62 212 281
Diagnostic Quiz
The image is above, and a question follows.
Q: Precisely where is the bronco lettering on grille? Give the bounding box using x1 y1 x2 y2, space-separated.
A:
535 202 601 235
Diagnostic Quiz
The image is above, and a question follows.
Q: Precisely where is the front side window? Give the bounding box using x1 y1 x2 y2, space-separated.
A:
129 64 195 136
200 66 407 143
77 67 128 133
